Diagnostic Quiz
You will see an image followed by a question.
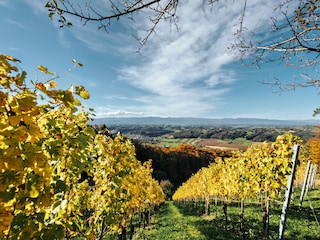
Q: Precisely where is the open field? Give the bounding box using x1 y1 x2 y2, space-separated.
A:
158 138 199 148
158 137 251 150
197 138 251 151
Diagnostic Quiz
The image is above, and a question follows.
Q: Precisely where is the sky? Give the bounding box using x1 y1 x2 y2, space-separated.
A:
0 0 320 120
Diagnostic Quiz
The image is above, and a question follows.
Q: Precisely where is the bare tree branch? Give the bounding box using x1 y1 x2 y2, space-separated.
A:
46 0 181 46
231 0 320 94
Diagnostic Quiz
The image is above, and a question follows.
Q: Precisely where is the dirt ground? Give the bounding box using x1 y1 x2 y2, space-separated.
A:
197 139 248 151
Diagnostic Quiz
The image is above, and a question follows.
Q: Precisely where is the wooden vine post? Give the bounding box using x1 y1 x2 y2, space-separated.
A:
299 160 311 207
305 164 314 195
310 165 318 189
278 144 300 240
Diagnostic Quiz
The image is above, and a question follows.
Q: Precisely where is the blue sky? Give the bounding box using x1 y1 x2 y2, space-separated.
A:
1 0 319 120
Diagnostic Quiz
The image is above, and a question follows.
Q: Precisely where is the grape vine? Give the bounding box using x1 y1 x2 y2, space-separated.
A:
0 54 164 239
173 133 307 237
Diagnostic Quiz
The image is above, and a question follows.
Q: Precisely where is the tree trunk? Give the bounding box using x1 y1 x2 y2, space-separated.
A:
118 226 126 240
263 196 270 240
223 201 228 227
129 216 134 240
98 216 106 240
138 212 142 228
240 199 245 240
143 211 149 228
205 197 210 215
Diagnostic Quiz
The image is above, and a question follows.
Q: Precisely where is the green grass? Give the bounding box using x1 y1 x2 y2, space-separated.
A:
157 137 251 149
158 138 198 147
132 201 208 240
131 188 320 240
232 137 252 146
158 139 181 147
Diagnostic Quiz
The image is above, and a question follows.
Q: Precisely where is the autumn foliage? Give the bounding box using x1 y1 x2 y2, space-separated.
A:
0 55 164 239
134 142 232 188
308 126 320 165
173 132 304 204
173 133 307 238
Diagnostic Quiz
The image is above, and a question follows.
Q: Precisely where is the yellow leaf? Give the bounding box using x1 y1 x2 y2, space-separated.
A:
79 89 90 99
35 82 48 91
73 98 81 106
4 55 21 63
72 59 83 67
37 65 53 75
75 85 90 99
49 80 57 88
8 115 21 126
29 185 39 198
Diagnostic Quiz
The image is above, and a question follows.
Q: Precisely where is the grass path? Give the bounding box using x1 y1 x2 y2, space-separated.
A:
132 191 320 240
133 201 208 240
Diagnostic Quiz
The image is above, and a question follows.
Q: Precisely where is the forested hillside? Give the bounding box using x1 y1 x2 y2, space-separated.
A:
104 124 315 143
133 142 232 190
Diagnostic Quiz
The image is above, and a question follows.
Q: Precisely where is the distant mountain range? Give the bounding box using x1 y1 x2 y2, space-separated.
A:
91 117 320 126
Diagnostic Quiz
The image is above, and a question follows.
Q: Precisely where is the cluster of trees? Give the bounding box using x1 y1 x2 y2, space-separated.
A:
171 126 314 142
308 126 320 166
0 55 164 239
109 125 174 138
134 142 232 190
172 132 310 238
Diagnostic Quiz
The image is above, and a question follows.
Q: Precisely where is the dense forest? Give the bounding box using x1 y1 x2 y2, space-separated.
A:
133 142 232 190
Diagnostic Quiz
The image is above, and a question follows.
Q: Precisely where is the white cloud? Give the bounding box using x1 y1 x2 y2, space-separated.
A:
104 95 152 103
57 30 71 48
21 0 284 118
23 0 115 51
94 107 151 118
0 0 11 7
23 0 47 14
6 18 26 29
116 0 281 117
70 21 132 54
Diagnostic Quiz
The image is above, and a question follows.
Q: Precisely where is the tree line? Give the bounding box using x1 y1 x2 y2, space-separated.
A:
133 142 232 191
94 124 315 143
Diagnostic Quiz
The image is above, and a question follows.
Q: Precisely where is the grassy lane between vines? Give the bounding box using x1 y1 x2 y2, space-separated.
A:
132 201 209 240
132 188 320 240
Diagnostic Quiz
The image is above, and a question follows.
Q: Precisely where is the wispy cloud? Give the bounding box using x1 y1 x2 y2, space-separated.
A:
114 1 279 117
23 0 102 50
95 107 151 118
71 21 133 55
23 0 47 14
22 0 282 118
6 18 26 29
56 30 71 48
104 95 150 103
0 0 11 7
